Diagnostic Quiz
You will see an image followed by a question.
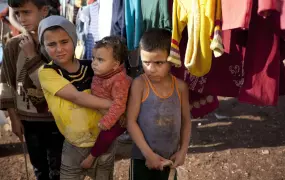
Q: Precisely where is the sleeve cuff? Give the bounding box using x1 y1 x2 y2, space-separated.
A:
24 55 46 75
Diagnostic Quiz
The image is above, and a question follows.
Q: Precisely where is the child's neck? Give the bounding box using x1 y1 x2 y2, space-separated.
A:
57 59 79 73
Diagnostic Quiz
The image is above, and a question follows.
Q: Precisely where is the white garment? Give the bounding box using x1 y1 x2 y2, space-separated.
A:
98 0 113 39
86 1 100 59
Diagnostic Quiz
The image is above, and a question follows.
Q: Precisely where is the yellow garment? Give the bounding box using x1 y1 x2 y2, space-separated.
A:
38 66 102 147
168 0 219 77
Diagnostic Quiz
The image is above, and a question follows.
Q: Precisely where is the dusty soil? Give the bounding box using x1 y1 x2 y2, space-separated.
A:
1 96 285 180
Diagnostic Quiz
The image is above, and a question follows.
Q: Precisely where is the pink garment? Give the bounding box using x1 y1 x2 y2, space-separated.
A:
280 0 285 29
221 0 253 30
221 0 281 30
258 0 281 15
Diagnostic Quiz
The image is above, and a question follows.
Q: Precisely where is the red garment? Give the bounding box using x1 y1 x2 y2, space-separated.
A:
279 36 285 95
91 122 125 157
239 2 280 106
90 65 131 157
91 65 132 129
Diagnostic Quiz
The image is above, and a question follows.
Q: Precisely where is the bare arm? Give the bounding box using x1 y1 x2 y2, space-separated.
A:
38 67 112 110
55 83 111 110
8 7 25 33
127 77 154 158
178 79 192 153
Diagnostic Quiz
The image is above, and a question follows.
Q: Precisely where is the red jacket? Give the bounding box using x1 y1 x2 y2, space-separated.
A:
91 65 132 129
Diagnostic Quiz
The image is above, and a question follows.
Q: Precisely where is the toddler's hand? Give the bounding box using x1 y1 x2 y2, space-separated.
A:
98 122 108 131
80 154 95 169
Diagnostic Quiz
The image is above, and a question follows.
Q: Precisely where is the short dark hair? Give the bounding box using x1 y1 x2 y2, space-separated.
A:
94 36 128 64
139 28 171 54
8 0 48 8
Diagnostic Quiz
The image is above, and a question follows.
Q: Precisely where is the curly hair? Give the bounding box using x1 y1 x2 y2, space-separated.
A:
94 36 128 64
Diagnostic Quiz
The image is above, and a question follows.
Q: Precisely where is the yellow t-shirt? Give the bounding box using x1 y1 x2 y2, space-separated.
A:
38 60 102 147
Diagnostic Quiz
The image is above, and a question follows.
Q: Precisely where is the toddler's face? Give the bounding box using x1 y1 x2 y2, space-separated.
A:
141 49 171 82
43 28 74 65
92 47 119 76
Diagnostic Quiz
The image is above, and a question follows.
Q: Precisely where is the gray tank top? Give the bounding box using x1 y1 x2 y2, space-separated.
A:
132 74 182 160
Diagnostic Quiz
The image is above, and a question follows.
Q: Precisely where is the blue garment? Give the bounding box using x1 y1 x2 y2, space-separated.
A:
124 0 142 50
86 2 100 59
111 0 126 39
132 74 181 160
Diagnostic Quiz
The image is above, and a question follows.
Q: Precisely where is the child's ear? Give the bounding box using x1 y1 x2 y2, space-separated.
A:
113 61 120 70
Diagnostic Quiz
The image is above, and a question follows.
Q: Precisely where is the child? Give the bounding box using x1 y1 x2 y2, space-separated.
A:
80 36 132 168
38 15 123 179
0 0 64 179
127 28 192 180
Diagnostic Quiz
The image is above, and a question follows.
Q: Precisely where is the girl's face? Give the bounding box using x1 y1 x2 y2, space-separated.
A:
43 28 74 65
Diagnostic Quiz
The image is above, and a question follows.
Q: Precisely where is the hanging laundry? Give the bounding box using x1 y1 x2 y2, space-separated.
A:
76 1 99 59
238 2 280 106
87 2 100 59
221 0 253 30
210 0 224 58
141 0 171 31
111 0 126 38
98 0 113 39
125 0 142 51
258 0 281 16
170 28 220 118
169 0 221 77
279 38 285 95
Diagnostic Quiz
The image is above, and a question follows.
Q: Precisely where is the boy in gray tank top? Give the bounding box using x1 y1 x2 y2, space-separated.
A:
127 28 192 180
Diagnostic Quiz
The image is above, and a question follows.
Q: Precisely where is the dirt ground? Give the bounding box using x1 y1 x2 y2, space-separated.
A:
1 96 285 180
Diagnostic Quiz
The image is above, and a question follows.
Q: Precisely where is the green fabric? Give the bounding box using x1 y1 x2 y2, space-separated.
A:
129 159 177 180
141 0 171 31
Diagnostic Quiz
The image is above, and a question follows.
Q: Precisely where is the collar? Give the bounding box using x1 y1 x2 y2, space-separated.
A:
96 64 125 79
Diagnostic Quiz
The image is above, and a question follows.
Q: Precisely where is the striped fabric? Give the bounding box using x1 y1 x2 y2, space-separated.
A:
85 1 100 59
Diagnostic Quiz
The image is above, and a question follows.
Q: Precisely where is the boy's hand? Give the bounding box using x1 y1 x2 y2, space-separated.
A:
19 34 37 59
145 152 167 170
98 122 108 131
170 149 187 168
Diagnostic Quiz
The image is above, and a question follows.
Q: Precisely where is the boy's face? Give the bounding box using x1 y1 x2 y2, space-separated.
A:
92 47 120 76
13 1 48 32
141 49 171 82
43 28 74 65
